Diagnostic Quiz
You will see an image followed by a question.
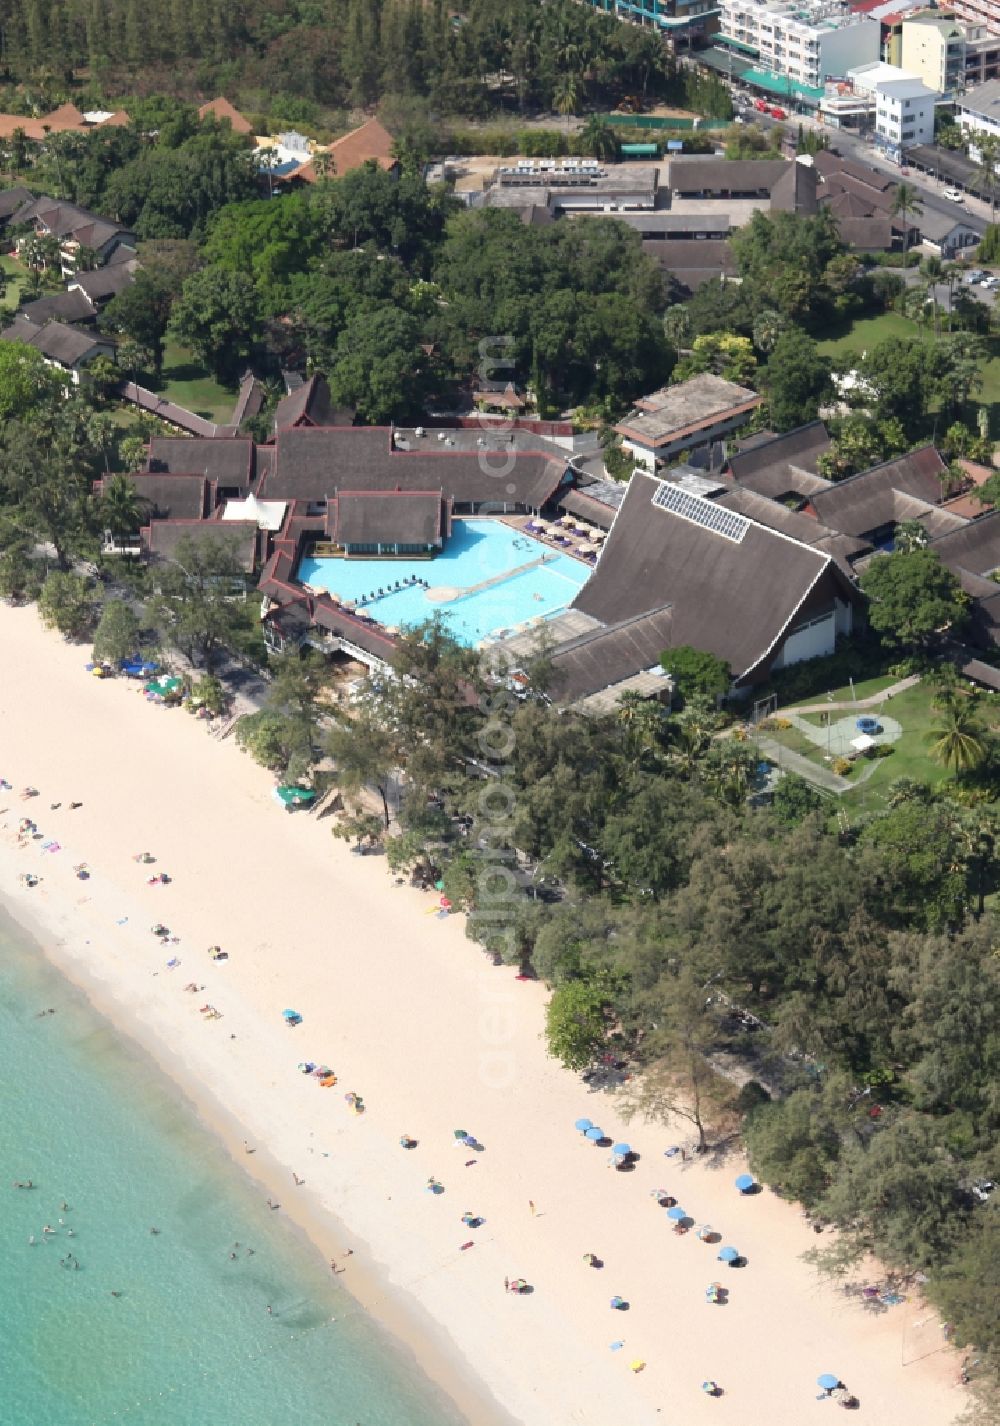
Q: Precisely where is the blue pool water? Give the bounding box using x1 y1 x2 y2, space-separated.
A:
0 906 466 1426
298 519 591 645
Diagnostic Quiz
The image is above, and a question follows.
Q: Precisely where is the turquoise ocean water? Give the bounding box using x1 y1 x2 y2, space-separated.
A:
0 906 468 1426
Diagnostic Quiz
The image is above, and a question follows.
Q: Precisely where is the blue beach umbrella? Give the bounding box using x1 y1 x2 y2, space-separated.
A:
817 1374 840 1392
585 1127 604 1141
667 1205 686 1221
575 1118 593 1133
612 1142 631 1157
718 1246 739 1263
735 1172 755 1193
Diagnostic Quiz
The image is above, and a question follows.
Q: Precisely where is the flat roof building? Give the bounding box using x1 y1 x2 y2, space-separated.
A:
615 374 762 467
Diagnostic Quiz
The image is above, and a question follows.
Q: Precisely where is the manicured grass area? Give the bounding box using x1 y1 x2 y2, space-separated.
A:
785 673 900 707
136 340 236 423
839 681 956 809
0 253 29 312
816 311 926 358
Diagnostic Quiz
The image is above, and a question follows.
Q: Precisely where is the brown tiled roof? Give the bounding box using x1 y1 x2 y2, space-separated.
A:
813 150 895 192
931 510 1000 577
261 427 566 510
558 489 618 530
715 485 870 574
644 240 736 292
18 289 96 325
198 98 252 135
142 518 257 571
666 157 788 195
41 102 85 127
809 446 948 537
127 474 208 521
333 490 445 546
2 317 110 366
273 373 340 430
727 423 833 502
573 470 857 681
70 264 138 302
548 607 675 704
291 118 396 183
0 185 33 219
146 437 255 487
833 216 895 251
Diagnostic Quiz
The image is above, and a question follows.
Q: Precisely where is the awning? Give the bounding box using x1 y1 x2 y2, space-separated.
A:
743 66 824 105
559 489 616 529
716 33 759 55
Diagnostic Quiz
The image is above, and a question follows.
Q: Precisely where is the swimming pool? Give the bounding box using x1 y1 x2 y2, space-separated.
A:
297 519 591 646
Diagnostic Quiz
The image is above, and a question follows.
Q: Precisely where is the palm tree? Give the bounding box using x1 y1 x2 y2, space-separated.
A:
101 473 149 543
890 181 923 272
972 134 1000 220
581 114 618 164
926 707 988 775
919 254 944 335
553 70 582 117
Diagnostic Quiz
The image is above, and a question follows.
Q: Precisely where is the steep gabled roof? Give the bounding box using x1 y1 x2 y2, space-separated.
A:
809 446 948 536
333 490 445 546
931 510 1000 577
727 422 832 501
291 118 396 183
272 373 340 431
142 518 257 571
574 470 858 681
198 97 253 134
548 607 675 704
715 485 871 574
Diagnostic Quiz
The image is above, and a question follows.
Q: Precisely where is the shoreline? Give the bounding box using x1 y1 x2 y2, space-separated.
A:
0 602 963 1426
0 892 511 1426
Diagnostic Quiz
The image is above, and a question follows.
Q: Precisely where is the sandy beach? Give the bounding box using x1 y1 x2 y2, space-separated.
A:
0 602 964 1426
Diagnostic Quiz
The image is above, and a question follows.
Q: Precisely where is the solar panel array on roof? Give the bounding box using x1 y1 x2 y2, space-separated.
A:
651 481 750 543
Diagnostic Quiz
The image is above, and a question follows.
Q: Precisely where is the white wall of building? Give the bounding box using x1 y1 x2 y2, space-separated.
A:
875 85 936 149
770 609 837 670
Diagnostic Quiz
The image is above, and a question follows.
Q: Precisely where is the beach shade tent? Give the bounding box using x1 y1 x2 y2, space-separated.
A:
850 733 875 754
453 1129 470 1141
575 1118 594 1133
817 1375 840 1392
612 1143 632 1157
282 1008 303 1025
275 785 317 808
735 1173 755 1193
585 1127 604 1141
120 656 159 677
145 676 182 697
667 1205 687 1220
718 1246 740 1263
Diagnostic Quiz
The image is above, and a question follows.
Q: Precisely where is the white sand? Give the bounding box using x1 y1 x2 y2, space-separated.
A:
0 604 963 1426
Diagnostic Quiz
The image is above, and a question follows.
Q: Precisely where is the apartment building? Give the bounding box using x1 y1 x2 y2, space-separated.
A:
720 0 879 89
581 0 720 42
956 75 1000 142
900 13 966 92
965 25 1000 84
945 0 1000 41
874 75 937 150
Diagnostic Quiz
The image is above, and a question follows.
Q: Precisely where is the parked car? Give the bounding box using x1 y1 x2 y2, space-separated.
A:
768 106 787 119
753 98 769 113
943 187 964 202
982 274 1000 289
963 269 985 284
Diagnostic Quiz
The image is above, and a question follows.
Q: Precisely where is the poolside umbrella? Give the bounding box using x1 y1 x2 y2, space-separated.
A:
575 1118 594 1133
585 1127 604 1141
817 1375 840 1392
734 1172 755 1193
667 1205 686 1220
718 1246 739 1263
559 514 576 526
612 1142 631 1157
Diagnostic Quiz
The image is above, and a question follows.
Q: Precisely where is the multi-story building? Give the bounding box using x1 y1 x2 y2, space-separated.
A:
943 0 1000 41
873 75 938 151
964 24 1000 85
581 0 720 45
900 12 966 92
720 0 880 89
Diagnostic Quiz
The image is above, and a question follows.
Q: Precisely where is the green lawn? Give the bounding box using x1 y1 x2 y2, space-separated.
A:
765 679 974 805
816 311 926 359
839 682 955 809
0 253 29 312
135 340 236 423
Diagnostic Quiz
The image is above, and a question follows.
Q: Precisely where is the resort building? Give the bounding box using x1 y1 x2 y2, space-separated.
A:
615 374 763 468
0 317 114 382
7 194 135 275
571 469 863 684
327 490 451 558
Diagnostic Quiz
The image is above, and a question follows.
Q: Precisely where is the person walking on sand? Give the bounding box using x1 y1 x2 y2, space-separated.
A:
504 1276 509 1292
529 1200 536 1216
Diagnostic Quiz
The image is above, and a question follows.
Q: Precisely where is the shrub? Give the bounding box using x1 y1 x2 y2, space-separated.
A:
831 756 853 776
872 742 895 759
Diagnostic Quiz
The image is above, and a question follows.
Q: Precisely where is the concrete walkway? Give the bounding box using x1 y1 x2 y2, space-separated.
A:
754 675 923 796
783 674 920 716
